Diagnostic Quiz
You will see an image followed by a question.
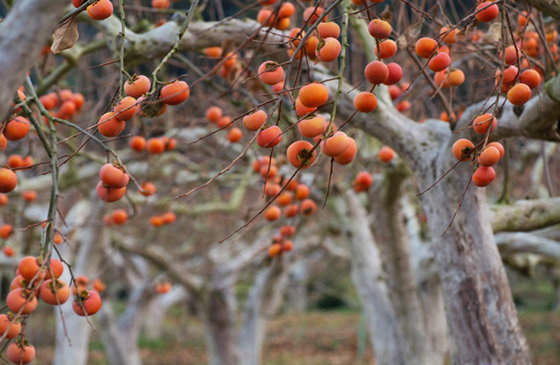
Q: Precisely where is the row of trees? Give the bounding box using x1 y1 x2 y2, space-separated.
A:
1 0 560 364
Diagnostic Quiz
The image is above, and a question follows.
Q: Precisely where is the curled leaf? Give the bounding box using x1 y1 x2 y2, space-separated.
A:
51 20 79 54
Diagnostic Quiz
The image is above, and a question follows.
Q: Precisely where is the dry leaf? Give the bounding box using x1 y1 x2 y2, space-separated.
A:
483 22 502 43
51 20 79 54
380 5 392 22
396 34 408 50
408 18 424 40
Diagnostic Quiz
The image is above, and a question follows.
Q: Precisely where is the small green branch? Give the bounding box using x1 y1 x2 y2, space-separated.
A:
328 0 350 132
151 0 201 92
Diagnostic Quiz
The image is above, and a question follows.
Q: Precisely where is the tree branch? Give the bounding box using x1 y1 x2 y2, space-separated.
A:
491 197 560 233
0 0 66 121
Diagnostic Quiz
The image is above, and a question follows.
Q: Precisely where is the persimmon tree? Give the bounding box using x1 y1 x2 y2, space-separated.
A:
2 0 560 364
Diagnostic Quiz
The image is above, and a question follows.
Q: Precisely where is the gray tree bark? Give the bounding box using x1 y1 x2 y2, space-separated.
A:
338 192 406 365
142 286 187 339
53 198 106 365
370 166 436 364
238 259 291 365
0 0 66 121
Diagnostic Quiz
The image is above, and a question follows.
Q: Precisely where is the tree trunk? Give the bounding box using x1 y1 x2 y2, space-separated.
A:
142 286 187 339
200 266 238 365
238 259 291 365
371 166 436 363
97 298 142 365
416 151 531 363
286 258 308 313
402 195 449 363
340 192 407 365
53 199 106 365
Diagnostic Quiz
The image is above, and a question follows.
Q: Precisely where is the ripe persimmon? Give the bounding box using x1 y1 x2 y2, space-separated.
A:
298 114 327 138
507 83 531 105
0 224 13 239
161 81 190 105
294 184 310 200
295 97 317 117
99 164 129 189
4 117 30 141
258 61 285 85
7 155 23 169
40 279 71 305
206 106 223 122
428 52 451 72
265 206 281 221
112 209 128 225
152 0 170 9
478 146 501 167
139 182 156 196
3 247 14 257
124 75 151 98
0 169 17 193
257 126 283 148
354 171 373 190
268 243 282 257
6 342 35 364
73 290 102 316
354 92 378 113
300 199 316 216
287 141 316 168
316 38 342 63
368 19 391 39
96 182 126 202
22 191 37 202
277 192 293 206
475 2 499 22
472 114 497 134
284 204 298 218
98 112 125 137
439 26 459 43
114 97 137 121
364 61 389 84
334 137 357 165
227 128 243 143
279 2 295 17
299 83 329 108
374 39 397 59
0 314 21 339
384 63 403 85
130 136 146 152
303 6 325 24
447 69 465 86
415 37 438 58
243 110 267 131
147 138 165 154
488 142 505 158
7 289 37 315
472 166 496 187
379 146 395 162
452 139 475 161
204 47 222 58
519 69 541 89
322 131 349 157
87 0 113 20
45 258 64 279
162 212 176 224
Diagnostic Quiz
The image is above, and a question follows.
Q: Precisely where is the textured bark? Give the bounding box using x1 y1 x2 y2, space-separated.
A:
339 192 406 365
197 264 240 365
97 298 142 365
0 0 66 121
286 259 308 313
416 152 531 364
143 287 187 339
238 259 291 365
371 166 435 363
402 196 449 363
53 198 106 365
491 198 560 233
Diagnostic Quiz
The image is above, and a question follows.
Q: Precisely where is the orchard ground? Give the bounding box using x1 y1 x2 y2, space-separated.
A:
11 270 560 365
